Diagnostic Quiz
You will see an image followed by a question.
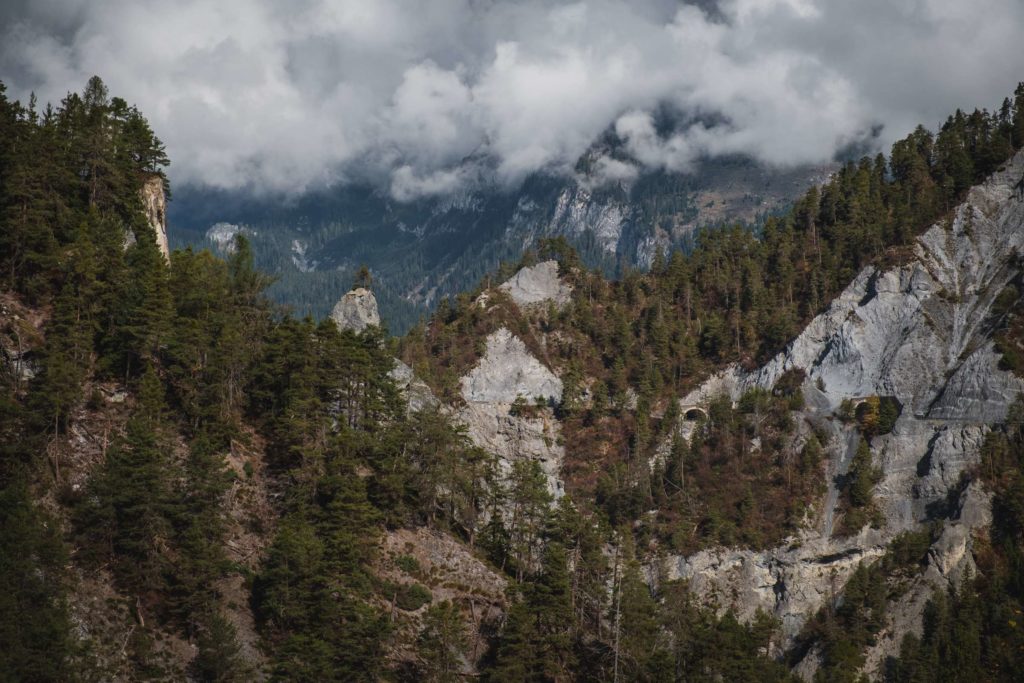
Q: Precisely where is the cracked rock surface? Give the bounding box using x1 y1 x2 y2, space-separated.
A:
663 150 1024 676
330 287 381 332
499 260 572 308
457 327 565 497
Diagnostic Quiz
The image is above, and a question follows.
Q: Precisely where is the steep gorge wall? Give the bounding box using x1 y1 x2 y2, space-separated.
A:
661 149 1024 676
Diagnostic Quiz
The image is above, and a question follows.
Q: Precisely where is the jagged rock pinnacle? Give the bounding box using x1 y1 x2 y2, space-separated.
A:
330 287 381 332
141 175 170 261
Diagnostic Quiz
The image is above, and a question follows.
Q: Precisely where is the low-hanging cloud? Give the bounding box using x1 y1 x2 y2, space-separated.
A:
2 0 1022 199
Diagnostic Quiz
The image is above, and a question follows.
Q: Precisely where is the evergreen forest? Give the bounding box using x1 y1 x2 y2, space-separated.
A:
2 74 1024 681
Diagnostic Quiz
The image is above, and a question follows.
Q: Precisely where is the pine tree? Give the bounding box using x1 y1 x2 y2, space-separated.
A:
506 459 553 579
616 553 662 679
0 479 75 680
1013 82 1024 149
75 411 176 594
417 601 469 683
191 610 251 682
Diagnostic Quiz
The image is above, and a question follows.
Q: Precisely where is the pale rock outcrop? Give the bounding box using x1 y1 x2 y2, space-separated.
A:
458 401 564 496
327 289 437 412
140 175 169 261
665 149 1024 675
330 287 381 332
684 151 1024 417
381 527 508 673
457 327 565 496
382 527 508 610
499 260 572 308
389 360 438 412
0 297 41 386
858 482 992 679
460 328 562 404
658 534 887 645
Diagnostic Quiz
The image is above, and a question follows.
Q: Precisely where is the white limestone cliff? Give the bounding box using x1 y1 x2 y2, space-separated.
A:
499 260 573 308
389 359 438 413
460 328 563 403
661 149 1024 677
457 327 565 496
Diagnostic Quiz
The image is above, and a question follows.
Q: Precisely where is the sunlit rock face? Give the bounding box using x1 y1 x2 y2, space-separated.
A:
141 174 169 260
499 260 573 309
660 150 1024 678
460 327 563 404
457 327 565 497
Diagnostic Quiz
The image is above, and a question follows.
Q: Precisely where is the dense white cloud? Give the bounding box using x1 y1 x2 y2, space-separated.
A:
1 0 1022 198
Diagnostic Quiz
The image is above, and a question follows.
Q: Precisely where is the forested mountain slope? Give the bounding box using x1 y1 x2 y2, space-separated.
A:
2 74 1024 683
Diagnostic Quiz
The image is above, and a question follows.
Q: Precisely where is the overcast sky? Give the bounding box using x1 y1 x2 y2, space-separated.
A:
2 0 1023 199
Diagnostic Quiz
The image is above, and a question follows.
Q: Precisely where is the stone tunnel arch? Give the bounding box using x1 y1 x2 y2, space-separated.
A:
682 405 708 421
849 395 904 434
851 397 871 411
850 395 902 411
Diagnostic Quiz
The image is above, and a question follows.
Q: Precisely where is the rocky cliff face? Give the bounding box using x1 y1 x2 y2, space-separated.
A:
448 264 578 496
498 260 573 308
460 328 563 404
374 156 1024 677
457 327 565 496
659 150 1024 677
330 287 381 332
141 174 170 261
389 359 438 413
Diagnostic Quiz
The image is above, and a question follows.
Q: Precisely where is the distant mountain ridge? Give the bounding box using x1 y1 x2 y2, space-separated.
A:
168 155 831 333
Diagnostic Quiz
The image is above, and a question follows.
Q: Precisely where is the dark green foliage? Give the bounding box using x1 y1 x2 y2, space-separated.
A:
75 413 176 593
613 550 663 680
395 583 433 612
838 437 884 534
247 348 412 681
877 397 901 436
855 396 902 438
795 531 933 681
416 600 469 682
191 610 252 682
3 73 1024 682
253 510 389 682
169 432 236 626
489 542 576 681
0 77 168 300
993 278 1024 376
0 479 76 681
613 576 795 682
